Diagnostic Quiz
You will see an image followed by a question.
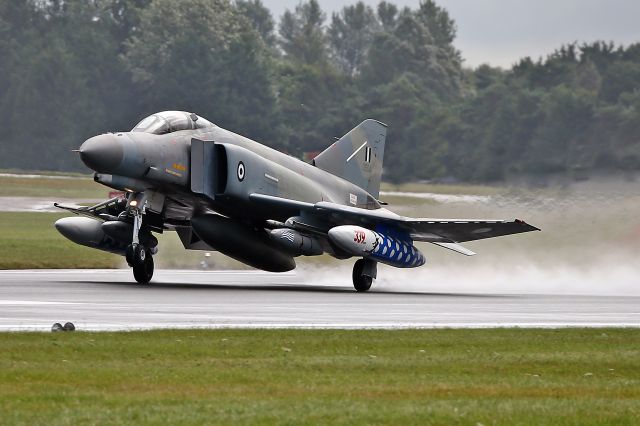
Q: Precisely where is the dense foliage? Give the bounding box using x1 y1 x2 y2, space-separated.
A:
1 0 639 182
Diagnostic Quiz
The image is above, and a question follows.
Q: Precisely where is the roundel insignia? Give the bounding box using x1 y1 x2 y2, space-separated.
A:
237 161 245 181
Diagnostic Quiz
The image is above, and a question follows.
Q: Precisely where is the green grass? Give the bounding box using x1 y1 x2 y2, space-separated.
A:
0 329 638 425
0 175 105 198
0 212 118 269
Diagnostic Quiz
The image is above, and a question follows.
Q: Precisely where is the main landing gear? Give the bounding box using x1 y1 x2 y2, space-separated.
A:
352 258 377 292
125 194 154 284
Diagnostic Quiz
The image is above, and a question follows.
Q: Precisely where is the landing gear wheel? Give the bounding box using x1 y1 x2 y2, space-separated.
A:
133 250 154 284
134 243 146 263
125 244 135 267
126 243 147 267
352 259 372 292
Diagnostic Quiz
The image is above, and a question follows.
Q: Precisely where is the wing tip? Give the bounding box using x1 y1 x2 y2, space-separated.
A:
515 218 541 232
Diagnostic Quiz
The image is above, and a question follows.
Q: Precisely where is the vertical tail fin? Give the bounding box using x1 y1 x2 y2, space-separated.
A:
313 119 387 198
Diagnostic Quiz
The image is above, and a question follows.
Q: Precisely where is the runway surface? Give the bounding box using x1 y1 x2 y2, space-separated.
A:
0 269 638 331
0 197 101 212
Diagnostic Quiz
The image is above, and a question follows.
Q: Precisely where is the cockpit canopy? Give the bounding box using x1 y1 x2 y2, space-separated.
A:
131 111 215 135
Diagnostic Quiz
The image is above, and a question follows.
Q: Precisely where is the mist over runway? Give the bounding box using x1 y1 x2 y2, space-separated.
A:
1 270 638 331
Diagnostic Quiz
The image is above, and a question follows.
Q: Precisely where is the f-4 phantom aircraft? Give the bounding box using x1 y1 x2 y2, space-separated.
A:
55 111 539 291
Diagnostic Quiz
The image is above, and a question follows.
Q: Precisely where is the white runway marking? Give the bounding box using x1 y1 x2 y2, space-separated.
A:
0 300 80 306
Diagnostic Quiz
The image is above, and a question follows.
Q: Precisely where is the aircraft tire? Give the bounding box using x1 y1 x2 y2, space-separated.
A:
352 259 372 292
126 243 147 267
133 251 154 284
134 243 146 263
125 244 135 267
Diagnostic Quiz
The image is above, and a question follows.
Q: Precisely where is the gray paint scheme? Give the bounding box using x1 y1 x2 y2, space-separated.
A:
313 119 387 199
55 111 539 279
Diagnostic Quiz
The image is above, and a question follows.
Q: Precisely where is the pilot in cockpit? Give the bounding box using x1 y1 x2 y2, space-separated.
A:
131 111 214 135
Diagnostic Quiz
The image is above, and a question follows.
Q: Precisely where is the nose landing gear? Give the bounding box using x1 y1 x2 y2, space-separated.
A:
127 243 154 284
132 248 154 284
125 194 155 284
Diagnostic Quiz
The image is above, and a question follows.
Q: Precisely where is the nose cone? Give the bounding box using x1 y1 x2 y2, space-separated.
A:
79 134 123 173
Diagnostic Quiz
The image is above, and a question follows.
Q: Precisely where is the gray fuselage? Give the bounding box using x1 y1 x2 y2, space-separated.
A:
80 124 380 226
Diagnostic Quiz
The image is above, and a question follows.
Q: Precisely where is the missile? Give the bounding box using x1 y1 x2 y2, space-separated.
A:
268 229 323 256
328 225 426 268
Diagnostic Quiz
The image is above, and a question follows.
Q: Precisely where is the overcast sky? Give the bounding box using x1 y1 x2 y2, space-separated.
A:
262 0 640 68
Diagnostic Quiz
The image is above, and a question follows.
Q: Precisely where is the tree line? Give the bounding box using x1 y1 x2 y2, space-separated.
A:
1 0 639 182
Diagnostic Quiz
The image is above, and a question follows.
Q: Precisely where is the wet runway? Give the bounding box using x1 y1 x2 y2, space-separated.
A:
0 270 638 331
0 197 101 212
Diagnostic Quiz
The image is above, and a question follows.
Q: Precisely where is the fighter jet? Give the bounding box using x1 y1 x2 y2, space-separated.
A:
54 111 539 291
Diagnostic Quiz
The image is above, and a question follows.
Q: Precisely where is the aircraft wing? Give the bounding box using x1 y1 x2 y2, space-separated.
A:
250 193 539 249
395 217 540 243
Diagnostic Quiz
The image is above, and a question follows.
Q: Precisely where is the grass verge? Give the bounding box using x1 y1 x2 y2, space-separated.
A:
0 328 638 425
0 175 105 198
0 212 118 269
